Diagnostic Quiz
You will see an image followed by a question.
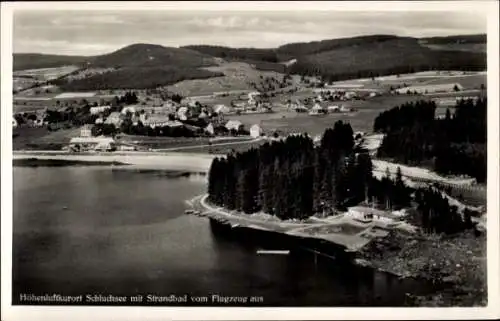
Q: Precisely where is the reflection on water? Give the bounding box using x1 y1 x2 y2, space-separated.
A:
13 167 436 306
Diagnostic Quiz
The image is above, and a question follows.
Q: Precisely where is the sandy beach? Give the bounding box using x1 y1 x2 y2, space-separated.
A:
12 151 219 172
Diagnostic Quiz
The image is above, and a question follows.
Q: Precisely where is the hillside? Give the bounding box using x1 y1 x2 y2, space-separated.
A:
88 44 217 68
419 34 486 53
13 54 88 71
420 34 486 45
182 45 279 63
287 37 486 81
51 66 224 91
14 34 487 91
14 44 218 70
276 34 401 57
16 44 223 91
184 35 486 82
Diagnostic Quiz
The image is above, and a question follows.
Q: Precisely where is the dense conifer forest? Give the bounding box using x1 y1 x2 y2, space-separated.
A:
207 116 481 234
208 121 410 220
375 98 486 183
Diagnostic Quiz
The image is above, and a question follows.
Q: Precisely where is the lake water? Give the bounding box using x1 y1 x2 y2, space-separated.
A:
12 166 436 306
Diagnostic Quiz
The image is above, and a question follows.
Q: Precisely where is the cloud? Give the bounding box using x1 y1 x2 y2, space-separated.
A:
12 10 487 55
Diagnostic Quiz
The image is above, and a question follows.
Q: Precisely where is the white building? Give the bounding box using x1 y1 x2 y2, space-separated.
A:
177 106 188 120
214 104 231 114
121 105 136 115
250 124 262 138
90 105 111 115
327 105 340 113
225 120 243 131
69 136 116 152
340 105 351 112
105 112 123 127
80 124 92 137
309 104 325 115
205 123 215 135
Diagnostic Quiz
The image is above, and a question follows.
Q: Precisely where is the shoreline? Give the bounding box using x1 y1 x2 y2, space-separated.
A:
12 150 483 187
12 151 217 173
187 194 487 307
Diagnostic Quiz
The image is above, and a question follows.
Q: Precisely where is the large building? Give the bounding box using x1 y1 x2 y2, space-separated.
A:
69 136 116 152
90 105 111 115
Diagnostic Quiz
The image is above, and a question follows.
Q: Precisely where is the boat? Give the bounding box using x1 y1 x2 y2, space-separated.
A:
256 249 290 255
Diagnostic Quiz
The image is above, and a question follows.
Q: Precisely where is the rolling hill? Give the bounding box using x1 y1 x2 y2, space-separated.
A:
285 36 486 81
14 44 223 91
420 34 486 45
87 43 217 69
184 34 486 81
419 34 486 53
13 53 88 71
13 34 487 91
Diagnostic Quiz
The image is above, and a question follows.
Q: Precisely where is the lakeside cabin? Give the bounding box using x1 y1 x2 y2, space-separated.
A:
347 206 407 227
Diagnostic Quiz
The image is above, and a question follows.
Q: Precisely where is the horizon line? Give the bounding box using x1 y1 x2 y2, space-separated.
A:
12 32 487 56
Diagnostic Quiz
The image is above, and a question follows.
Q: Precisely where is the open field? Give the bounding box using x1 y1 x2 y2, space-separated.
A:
13 127 82 150
14 66 80 80
330 71 486 92
166 61 286 97
226 95 427 135
420 74 486 89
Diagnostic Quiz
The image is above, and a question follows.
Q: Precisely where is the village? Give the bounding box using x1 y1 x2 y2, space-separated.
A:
12 69 485 154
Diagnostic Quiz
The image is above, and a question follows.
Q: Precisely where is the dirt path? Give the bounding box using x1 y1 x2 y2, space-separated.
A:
151 137 264 152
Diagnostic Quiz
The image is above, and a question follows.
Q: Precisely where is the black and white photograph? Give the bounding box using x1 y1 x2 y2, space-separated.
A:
1 1 499 320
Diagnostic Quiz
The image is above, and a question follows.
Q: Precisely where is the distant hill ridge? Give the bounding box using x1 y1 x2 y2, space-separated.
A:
13 34 486 90
14 43 217 71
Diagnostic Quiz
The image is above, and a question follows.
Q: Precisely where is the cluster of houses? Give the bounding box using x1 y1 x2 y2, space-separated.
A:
12 109 48 129
288 99 354 115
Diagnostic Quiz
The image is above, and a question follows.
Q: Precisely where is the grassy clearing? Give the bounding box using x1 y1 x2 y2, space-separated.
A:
13 127 81 150
421 74 486 89
224 95 426 136
166 61 285 97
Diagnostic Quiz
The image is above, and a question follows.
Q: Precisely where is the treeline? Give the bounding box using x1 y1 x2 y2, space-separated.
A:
52 67 223 91
287 37 485 83
183 45 279 63
375 98 486 182
289 51 485 83
421 34 486 45
276 35 400 57
414 187 476 234
207 121 475 235
208 121 411 220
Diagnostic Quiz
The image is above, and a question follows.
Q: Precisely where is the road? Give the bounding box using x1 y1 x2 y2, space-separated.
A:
151 137 264 152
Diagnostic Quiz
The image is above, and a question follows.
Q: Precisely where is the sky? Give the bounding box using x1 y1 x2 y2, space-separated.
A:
13 9 487 56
